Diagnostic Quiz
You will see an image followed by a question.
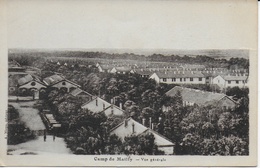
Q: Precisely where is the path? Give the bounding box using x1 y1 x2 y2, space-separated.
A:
8 101 72 155
9 101 45 130
8 135 72 155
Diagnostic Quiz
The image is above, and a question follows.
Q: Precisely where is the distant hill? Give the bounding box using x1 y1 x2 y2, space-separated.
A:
9 48 249 60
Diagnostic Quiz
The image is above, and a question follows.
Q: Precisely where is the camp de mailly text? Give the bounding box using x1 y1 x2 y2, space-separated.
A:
94 156 166 162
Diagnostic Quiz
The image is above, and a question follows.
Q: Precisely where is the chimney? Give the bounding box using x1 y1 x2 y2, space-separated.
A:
103 103 105 109
152 123 154 130
124 119 128 127
111 105 114 115
96 99 98 106
111 98 113 104
149 117 152 129
132 122 135 133
119 102 122 109
142 118 146 125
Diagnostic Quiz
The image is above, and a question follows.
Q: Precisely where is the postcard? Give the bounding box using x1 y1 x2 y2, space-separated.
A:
0 0 257 166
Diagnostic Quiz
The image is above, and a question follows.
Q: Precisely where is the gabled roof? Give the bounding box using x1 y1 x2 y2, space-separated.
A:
81 96 111 113
70 88 93 97
18 74 34 85
102 104 125 116
43 74 64 85
153 71 205 78
17 74 46 86
165 86 232 106
43 74 80 87
110 118 174 146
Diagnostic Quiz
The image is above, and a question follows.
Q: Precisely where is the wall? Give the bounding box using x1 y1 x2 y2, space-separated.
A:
159 77 206 84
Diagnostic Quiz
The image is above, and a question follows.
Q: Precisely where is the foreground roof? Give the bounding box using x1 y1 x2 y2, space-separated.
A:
110 117 174 146
165 86 231 105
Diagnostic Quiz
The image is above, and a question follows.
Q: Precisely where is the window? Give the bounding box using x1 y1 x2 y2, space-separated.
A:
31 82 36 86
190 78 193 81
228 81 231 84
236 81 239 84
199 77 202 81
180 78 182 82
206 77 209 80
163 78 166 82
172 78 176 82
184 78 186 82
62 81 66 85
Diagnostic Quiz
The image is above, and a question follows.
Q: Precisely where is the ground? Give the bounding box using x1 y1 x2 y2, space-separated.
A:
8 135 72 155
9 101 45 130
7 100 72 155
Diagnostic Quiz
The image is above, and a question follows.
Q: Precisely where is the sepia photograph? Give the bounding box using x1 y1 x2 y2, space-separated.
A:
0 0 257 166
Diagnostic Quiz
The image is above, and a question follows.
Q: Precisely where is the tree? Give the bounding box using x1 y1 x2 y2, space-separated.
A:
104 134 123 154
122 133 164 155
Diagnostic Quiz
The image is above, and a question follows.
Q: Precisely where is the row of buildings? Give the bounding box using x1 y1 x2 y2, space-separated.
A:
47 60 249 90
95 62 249 89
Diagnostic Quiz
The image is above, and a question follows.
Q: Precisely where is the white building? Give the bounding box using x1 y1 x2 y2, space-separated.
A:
43 74 80 92
18 74 47 99
110 118 174 155
149 71 206 84
163 86 237 112
81 96 125 117
212 75 248 89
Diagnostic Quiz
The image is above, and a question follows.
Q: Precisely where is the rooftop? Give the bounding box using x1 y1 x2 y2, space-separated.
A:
165 86 230 105
153 71 205 78
43 74 64 85
221 75 248 81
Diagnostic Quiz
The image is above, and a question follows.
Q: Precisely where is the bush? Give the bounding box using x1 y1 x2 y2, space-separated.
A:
7 121 36 145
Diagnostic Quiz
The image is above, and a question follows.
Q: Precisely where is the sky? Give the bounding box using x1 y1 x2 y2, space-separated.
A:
7 0 257 50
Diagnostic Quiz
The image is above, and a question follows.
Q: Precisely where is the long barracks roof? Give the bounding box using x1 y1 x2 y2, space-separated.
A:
134 69 153 76
221 75 248 81
165 86 233 106
113 67 132 72
153 71 205 78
